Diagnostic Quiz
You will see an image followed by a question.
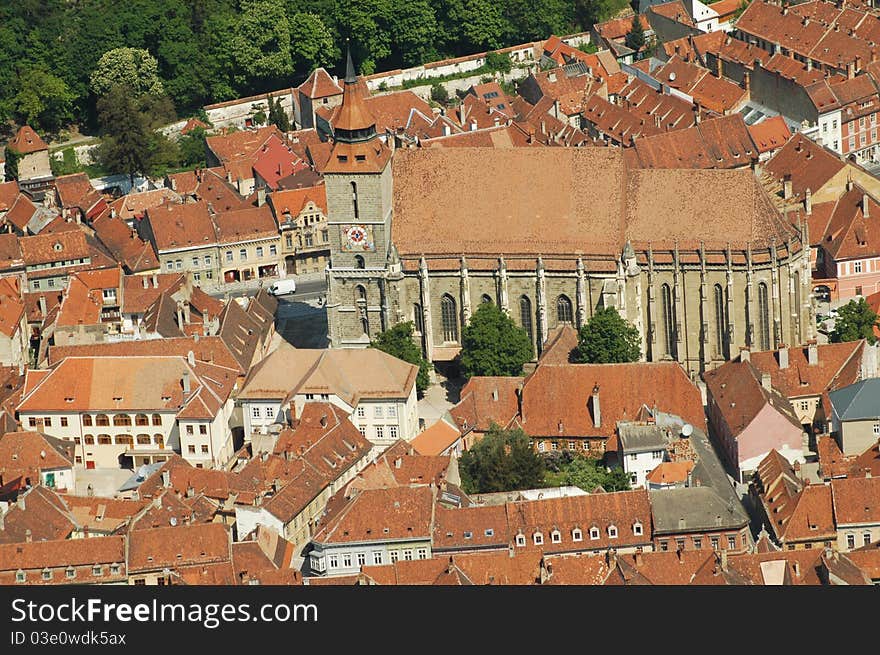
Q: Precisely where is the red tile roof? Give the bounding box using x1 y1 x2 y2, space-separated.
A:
831 476 880 525
765 134 846 201
251 134 309 190
520 362 706 440
411 418 462 456
128 523 231 572
0 277 24 338
450 376 522 434
632 114 757 169
748 116 793 154
296 68 343 99
0 536 126 584
145 201 216 252
212 205 278 244
747 341 864 399
8 126 48 154
648 0 697 26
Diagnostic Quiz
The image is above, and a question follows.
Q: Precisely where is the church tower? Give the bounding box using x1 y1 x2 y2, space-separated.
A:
324 52 394 347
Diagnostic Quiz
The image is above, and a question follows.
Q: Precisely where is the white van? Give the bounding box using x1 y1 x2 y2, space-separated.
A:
268 278 296 296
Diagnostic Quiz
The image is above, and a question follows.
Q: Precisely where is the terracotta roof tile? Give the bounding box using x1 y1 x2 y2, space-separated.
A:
831 476 880 525
411 418 462 456
748 116 793 154
0 535 126 584
632 114 757 169
748 340 864 398
128 523 231 572
145 201 217 252
450 376 521 434
0 486 75 544
8 126 48 154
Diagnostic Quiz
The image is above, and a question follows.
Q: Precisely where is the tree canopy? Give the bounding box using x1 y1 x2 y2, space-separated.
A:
90 48 165 97
560 455 631 492
370 321 432 397
624 15 646 53
830 298 879 345
573 307 641 364
459 423 545 493
0 0 629 136
459 302 534 378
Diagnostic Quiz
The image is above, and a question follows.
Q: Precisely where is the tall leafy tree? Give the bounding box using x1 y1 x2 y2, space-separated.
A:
389 0 440 67
90 48 165 98
830 298 879 345
232 0 294 90
267 95 291 132
370 322 433 397
459 302 534 378
573 306 641 363
10 65 75 132
289 12 338 74
333 0 393 74
459 423 545 493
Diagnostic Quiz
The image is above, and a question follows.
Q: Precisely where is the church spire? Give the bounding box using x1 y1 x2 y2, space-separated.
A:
333 50 376 143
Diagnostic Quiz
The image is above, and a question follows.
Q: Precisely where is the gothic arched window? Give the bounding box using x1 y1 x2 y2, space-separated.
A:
354 255 365 269
556 295 573 325
714 284 727 358
520 296 533 344
441 294 458 342
413 303 423 334
757 282 771 351
660 284 675 357
481 294 493 305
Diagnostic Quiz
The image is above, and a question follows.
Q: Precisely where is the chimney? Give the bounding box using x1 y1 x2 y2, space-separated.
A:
720 548 728 571
806 58 812 72
186 484 194 498
808 340 818 366
152 273 159 289
686 467 694 488
783 174 793 200
187 350 195 366
161 470 170 488
227 170 233 184
778 345 789 369
743 71 751 93
182 371 191 395
25 528 31 543
740 347 750 362
863 194 870 218
38 295 47 316
17 495 25 511
592 384 601 428
634 550 643 567
805 187 812 215
848 61 856 79
715 57 723 79
548 71 557 83
320 414 328 428
257 187 266 207
177 302 184 328
492 388 499 402
273 478 281 493
761 373 772 391
170 177 177 191
866 468 872 479
183 302 191 325
793 560 801 578
470 120 477 132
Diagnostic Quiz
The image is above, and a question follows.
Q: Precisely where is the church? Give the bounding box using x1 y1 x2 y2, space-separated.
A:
323 56 815 376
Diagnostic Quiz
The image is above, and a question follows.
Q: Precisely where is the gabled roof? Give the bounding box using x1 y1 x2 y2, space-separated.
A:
128 523 231 572
831 475 880 525
92 212 160 273
145 201 217 252
650 487 749 534
0 278 24 338
631 114 757 169
410 418 462 456
829 378 880 421
748 116 793 154
250 134 309 190
747 341 864 399
267 183 327 221
703 360 804 436
238 341 418 405
0 486 75 544
765 134 846 202
450 376 521 434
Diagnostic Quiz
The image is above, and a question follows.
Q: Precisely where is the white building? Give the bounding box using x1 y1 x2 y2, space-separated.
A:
16 354 237 470
617 423 670 489
238 342 420 454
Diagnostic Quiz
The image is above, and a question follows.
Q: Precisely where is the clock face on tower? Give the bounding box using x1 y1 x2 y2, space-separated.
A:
341 224 375 252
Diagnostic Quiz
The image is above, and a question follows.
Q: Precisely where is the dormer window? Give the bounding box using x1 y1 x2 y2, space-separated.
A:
65 566 76 579
550 530 562 544
608 525 618 539
633 522 643 536
15 570 25 583
42 568 52 581
533 532 544 545
572 528 583 542
515 533 526 547
589 527 600 540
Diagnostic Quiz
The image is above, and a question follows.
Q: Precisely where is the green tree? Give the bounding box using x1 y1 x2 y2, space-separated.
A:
11 65 75 133
389 0 439 67
485 51 512 74
370 321 433 397
232 0 294 89
430 83 449 105
459 423 545 493
574 0 631 26
830 298 879 345
561 455 631 492
178 127 208 168
625 14 646 52
333 0 393 75
459 302 534 378
3 147 22 182
288 12 338 73
267 95 291 132
95 85 180 184
90 48 165 98
573 306 641 363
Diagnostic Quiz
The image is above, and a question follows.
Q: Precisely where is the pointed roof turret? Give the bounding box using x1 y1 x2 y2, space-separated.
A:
333 50 377 139
324 50 391 174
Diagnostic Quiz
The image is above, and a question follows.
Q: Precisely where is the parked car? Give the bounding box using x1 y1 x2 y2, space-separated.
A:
268 278 297 296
